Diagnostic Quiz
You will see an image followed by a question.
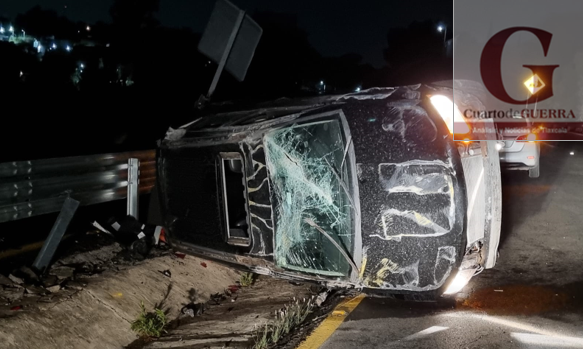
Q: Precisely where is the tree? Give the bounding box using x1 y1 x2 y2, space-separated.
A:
109 0 160 32
383 20 452 84
15 6 76 39
217 11 322 100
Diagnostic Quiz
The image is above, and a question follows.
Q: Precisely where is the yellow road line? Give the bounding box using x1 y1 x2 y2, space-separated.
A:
297 293 366 349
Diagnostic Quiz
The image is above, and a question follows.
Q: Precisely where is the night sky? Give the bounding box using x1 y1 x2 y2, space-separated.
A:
2 0 452 68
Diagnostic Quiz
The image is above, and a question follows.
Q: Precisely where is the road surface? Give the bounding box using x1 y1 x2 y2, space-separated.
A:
319 141 583 349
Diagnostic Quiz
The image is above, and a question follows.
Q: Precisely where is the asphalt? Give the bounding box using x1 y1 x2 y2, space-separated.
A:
319 141 583 349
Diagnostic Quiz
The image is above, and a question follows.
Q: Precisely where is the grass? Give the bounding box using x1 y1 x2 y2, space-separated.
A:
252 296 315 349
240 272 255 287
130 301 168 338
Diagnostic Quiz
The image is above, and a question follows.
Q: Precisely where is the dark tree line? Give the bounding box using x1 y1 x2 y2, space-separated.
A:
0 0 450 161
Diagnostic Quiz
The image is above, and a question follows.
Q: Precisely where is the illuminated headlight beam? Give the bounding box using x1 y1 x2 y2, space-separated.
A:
403 326 449 341
444 312 570 338
512 333 583 348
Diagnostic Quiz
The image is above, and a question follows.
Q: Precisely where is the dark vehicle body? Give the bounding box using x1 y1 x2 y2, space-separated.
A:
157 82 501 298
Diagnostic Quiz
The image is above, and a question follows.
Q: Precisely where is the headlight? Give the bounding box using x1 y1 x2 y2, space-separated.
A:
430 95 471 135
443 268 476 295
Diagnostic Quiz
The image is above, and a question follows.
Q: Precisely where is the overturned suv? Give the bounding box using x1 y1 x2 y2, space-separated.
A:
157 80 501 299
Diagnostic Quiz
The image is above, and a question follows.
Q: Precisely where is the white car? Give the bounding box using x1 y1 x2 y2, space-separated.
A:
498 133 540 178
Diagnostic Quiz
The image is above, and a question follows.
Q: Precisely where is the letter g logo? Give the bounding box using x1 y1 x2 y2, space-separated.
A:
480 27 559 104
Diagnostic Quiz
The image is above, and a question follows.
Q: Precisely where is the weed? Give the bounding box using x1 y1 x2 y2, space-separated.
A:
251 296 316 349
130 301 168 338
240 272 255 287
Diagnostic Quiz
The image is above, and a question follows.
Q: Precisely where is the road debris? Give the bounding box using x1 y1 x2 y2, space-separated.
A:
24 285 47 295
8 274 24 285
94 215 166 260
46 285 61 293
1 287 24 303
210 292 227 305
0 274 14 287
48 266 75 280
316 291 328 306
41 275 59 288
64 280 86 291
181 303 206 317
160 270 172 278
200 262 207 268
17 266 39 283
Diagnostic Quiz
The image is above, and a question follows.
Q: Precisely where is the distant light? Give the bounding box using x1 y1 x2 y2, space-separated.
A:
19 71 23 77
524 74 545 95
0 27 4 34
52 43 57 49
9 26 14 33
37 45 42 53
570 151 575 155
320 80 324 85
66 45 71 51
355 86 361 92
80 63 84 68
437 25 443 32
86 25 91 31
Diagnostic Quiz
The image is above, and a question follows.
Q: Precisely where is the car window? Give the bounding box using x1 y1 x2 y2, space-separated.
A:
264 117 353 277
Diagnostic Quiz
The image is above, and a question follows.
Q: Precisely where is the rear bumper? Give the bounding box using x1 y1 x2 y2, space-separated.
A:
499 142 538 167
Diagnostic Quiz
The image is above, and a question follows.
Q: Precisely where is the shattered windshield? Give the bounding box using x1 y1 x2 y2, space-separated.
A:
264 118 353 277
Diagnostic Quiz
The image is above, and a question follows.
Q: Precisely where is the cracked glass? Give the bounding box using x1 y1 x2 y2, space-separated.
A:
264 118 353 277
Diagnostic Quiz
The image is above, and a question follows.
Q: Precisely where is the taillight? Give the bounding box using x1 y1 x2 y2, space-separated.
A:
517 134 537 142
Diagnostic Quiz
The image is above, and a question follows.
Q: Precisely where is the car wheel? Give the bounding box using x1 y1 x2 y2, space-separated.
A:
529 164 540 178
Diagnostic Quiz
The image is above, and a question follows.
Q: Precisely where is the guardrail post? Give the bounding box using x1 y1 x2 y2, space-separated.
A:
127 158 139 219
32 196 80 273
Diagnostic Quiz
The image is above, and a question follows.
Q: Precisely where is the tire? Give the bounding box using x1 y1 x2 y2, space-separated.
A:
529 164 540 178
529 144 541 178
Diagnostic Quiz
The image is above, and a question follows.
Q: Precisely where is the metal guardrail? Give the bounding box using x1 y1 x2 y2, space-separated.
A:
0 150 156 223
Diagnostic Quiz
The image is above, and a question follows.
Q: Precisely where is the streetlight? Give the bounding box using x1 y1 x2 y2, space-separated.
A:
0 27 4 34
437 25 447 44
66 45 71 52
